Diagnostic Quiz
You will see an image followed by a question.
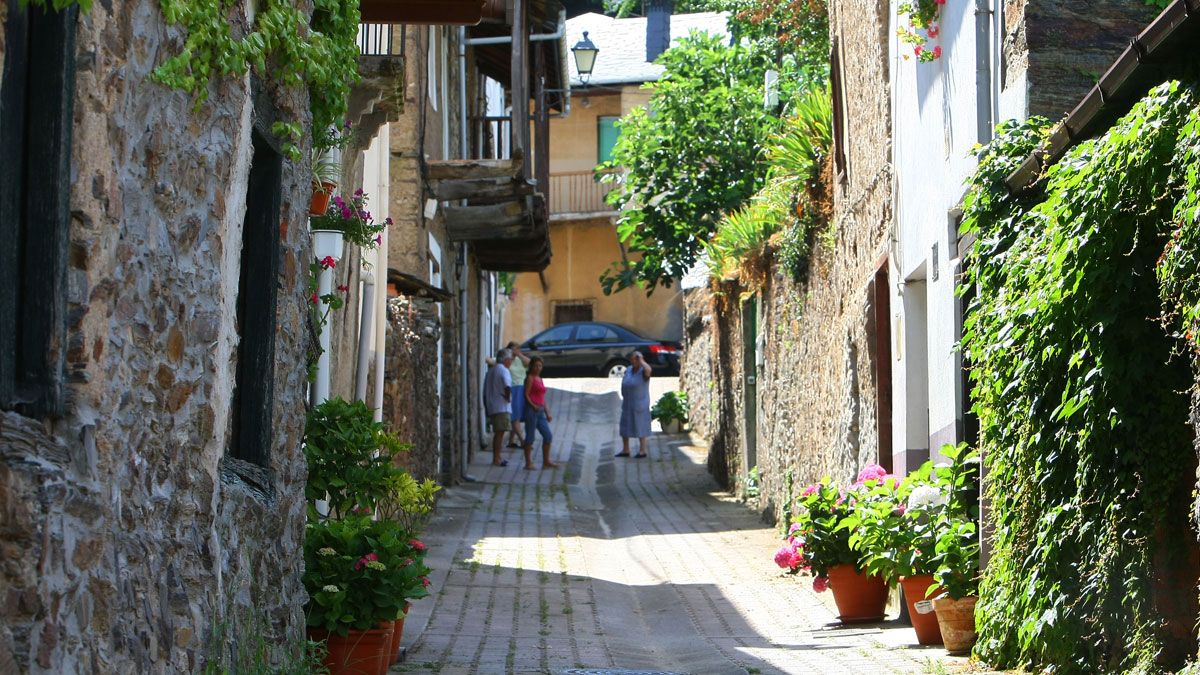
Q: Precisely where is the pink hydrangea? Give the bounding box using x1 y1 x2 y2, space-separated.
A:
774 545 795 570
788 522 803 536
812 576 829 593
855 464 889 484
800 484 820 498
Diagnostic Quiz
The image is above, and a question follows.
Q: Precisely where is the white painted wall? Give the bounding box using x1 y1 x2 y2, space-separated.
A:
889 0 1006 471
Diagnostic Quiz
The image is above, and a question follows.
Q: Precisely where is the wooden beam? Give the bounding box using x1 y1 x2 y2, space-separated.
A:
425 152 523 181
430 178 534 202
511 0 529 178
443 200 526 228
447 223 535 242
360 0 485 25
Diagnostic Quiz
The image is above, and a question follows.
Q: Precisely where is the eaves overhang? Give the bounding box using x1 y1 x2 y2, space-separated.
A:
1006 0 1200 194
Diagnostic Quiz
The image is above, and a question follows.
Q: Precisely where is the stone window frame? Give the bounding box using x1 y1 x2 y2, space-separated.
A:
0 2 79 418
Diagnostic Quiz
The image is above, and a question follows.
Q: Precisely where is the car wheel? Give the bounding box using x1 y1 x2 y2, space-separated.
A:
605 359 630 379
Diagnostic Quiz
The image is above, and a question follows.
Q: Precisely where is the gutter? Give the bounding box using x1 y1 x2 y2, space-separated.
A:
464 9 565 45
1005 0 1200 193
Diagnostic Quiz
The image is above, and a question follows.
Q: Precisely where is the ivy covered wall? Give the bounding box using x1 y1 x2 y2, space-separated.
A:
962 80 1200 673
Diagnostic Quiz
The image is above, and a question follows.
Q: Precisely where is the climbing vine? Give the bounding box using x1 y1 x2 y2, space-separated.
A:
153 0 361 160
961 81 1200 673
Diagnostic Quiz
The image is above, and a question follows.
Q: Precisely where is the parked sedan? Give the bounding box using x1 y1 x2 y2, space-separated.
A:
520 322 682 378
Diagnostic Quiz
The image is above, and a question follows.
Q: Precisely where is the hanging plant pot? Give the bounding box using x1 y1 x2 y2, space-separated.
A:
899 574 943 645
932 595 978 655
310 180 338 216
312 229 345 263
308 622 394 675
826 564 887 623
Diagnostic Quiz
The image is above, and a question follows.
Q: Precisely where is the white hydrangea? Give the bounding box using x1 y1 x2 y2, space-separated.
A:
907 485 948 511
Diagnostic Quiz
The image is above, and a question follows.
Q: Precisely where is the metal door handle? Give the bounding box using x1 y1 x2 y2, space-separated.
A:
746 375 756 385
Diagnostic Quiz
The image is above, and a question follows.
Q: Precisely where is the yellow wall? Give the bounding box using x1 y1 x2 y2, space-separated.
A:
504 82 682 346
502 216 683 345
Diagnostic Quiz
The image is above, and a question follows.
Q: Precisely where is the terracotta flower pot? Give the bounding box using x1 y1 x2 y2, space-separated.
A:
388 602 412 665
826 564 887 623
310 180 337 216
899 574 943 645
933 595 978 655
308 622 394 675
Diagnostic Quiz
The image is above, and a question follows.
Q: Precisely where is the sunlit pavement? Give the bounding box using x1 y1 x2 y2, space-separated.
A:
393 378 972 674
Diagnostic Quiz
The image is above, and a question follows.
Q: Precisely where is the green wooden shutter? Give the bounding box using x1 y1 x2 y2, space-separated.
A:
597 116 620 163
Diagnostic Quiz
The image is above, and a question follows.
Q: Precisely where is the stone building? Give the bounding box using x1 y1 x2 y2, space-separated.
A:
365 4 567 481
501 10 729 349
0 1 317 670
680 0 894 515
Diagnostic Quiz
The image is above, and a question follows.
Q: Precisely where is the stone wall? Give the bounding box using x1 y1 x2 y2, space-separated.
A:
1007 0 1158 117
380 297 442 480
680 0 893 520
1 3 312 672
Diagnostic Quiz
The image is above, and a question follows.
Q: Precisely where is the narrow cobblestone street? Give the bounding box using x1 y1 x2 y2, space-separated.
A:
395 378 969 674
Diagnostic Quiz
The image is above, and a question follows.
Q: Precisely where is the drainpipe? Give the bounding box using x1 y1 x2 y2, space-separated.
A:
975 0 994 145
466 9 571 119
459 27 477 482
355 269 376 402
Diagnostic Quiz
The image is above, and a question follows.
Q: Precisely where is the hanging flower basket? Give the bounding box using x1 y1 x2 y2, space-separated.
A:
310 180 338 216
312 229 345 263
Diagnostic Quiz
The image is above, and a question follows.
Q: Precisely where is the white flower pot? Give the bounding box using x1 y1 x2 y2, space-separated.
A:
312 229 344 262
662 419 681 434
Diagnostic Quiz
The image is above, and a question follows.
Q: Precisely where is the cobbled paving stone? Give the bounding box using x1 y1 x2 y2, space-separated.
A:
392 378 975 675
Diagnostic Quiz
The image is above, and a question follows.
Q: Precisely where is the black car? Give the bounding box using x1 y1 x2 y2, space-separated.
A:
520 321 682 377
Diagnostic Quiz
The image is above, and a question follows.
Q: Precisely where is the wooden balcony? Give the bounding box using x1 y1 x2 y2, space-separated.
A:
548 170 620 218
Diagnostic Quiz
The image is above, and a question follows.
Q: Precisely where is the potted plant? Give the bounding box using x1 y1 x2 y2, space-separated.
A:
928 445 981 655
304 397 409 522
842 464 943 644
310 152 341 216
650 390 689 433
309 189 389 251
304 516 403 675
778 468 890 623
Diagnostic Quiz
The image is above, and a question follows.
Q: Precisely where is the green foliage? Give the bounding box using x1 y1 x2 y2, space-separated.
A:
308 191 387 248
650 390 689 424
304 397 410 521
962 81 1199 673
153 0 361 161
719 0 829 77
841 443 980 595
706 82 831 284
200 606 328 675
784 478 859 577
304 515 431 635
598 33 788 293
21 0 91 10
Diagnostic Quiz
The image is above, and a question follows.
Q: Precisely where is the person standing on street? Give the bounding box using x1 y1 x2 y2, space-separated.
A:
616 351 652 458
484 348 514 467
522 357 560 470
506 341 531 449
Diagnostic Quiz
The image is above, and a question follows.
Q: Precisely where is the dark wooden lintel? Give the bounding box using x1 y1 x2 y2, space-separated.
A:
426 152 523 181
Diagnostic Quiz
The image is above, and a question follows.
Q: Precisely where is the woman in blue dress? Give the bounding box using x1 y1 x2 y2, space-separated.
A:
616 351 652 458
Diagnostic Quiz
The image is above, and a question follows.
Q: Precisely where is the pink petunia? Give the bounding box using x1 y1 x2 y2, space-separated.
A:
933 46 943 58
320 256 337 269
812 576 829 593
310 293 318 305
421 576 431 587
927 24 939 38
914 45 924 56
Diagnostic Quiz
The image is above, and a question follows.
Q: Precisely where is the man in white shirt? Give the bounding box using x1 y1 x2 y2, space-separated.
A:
483 348 514 466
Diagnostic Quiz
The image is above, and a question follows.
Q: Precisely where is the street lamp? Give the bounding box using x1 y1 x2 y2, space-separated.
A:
571 31 599 85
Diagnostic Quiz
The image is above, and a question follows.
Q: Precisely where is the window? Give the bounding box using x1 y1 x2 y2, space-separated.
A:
577 324 618 343
597 116 620 164
553 301 593 325
229 132 282 469
0 2 79 416
535 325 575 347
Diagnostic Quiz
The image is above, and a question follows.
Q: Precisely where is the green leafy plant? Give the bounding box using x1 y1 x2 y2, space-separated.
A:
153 0 361 162
650 390 689 426
842 444 979 592
304 397 409 521
598 33 788 294
963 80 1200 672
304 515 431 635
309 190 389 249
897 0 945 62
200 606 329 675
305 259 348 382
